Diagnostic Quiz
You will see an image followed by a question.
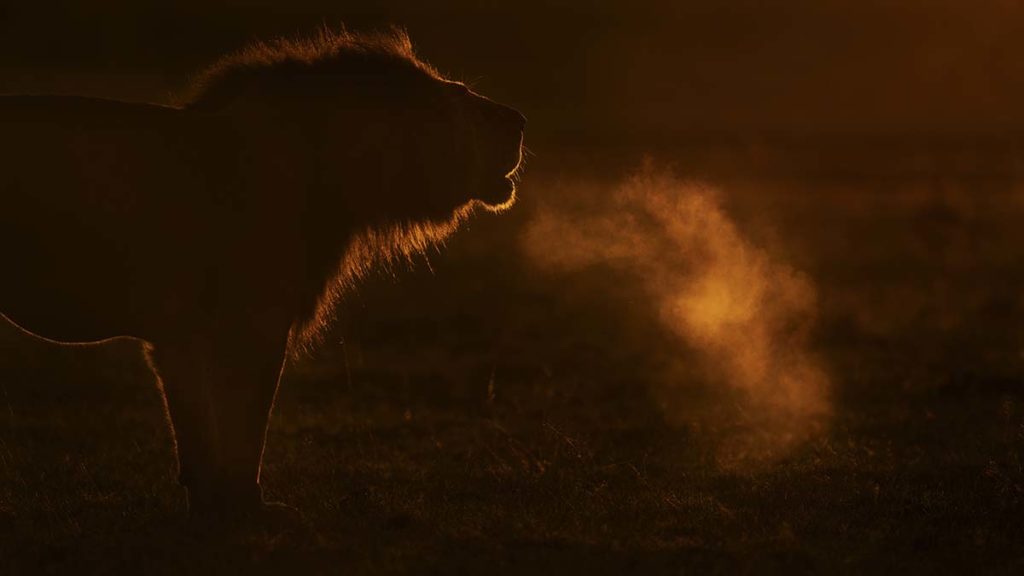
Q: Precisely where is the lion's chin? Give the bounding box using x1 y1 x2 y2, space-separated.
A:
475 177 517 211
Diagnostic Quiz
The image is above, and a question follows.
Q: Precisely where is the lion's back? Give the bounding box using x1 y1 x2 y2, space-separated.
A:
2 95 195 210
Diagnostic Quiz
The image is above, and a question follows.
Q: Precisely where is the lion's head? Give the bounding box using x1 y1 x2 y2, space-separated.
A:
184 28 525 347
185 28 525 225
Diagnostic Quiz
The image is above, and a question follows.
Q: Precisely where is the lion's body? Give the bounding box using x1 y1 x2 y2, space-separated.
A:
0 30 524 518
3 96 244 342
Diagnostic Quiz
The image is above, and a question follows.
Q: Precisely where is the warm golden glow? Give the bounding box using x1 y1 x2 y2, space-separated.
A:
523 163 831 467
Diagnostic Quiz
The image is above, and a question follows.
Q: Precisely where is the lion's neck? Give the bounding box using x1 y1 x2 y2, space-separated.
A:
289 208 470 354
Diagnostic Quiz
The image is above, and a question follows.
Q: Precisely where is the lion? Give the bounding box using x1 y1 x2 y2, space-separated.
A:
0 29 525 521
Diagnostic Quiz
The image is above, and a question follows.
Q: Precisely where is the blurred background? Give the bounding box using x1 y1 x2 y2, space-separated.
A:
2 1 1024 573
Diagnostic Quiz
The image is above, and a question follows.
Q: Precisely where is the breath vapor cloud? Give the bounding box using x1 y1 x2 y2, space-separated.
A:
523 163 831 466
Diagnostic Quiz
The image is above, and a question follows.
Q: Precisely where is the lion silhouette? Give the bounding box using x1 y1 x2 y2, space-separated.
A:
0 29 525 520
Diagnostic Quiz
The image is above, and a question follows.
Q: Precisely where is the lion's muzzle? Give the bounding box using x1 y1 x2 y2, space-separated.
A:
473 97 526 207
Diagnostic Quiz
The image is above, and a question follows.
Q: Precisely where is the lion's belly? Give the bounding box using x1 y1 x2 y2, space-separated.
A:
2 299 128 344
2 232 144 343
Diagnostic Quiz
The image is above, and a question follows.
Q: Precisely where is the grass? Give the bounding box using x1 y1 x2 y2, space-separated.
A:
3 295 1024 574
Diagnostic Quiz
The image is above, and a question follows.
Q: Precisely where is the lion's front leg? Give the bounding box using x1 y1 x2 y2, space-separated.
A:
146 329 288 519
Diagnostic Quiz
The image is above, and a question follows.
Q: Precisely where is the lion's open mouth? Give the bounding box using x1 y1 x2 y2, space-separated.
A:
474 137 522 208
501 136 525 186
477 174 516 208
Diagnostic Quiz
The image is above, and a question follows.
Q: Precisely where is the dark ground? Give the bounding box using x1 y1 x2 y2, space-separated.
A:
3 138 1024 574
